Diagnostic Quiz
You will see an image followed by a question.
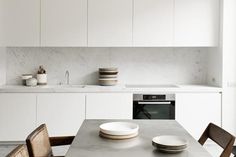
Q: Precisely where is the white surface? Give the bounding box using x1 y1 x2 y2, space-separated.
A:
207 47 222 87
100 122 139 135
86 93 133 119
88 0 132 46
0 93 37 141
0 48 6 85
152 135 188 147
0 84 222 93
0 0 40 46
222 0 236 136
6 47 209 85
176 92 221 140
133 0 173 46
41 0 87 46
37 93 86 136
174 0 219 46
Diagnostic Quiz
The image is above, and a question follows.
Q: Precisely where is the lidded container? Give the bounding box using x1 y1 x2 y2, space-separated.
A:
21 74 32 86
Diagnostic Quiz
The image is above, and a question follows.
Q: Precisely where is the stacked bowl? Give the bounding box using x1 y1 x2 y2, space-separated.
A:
99 68 118 86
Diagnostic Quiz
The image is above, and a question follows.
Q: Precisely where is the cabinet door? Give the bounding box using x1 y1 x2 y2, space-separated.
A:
176 93 221 140
0 94 37 141
0 0 40 46
174 0 219 46
86 93 133 119
41 0 87 46
37 93 85 136
88 0 133 47
133 0 174 46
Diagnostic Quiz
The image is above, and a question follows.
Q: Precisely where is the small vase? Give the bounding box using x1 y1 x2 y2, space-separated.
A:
37 74 47 85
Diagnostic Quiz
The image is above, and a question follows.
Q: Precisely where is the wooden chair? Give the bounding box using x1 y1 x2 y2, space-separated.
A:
198 123 235 157
232 146 236 157
26 124 75 157
6 144 29 157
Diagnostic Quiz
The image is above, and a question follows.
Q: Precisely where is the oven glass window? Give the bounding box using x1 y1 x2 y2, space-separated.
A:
133 103 175 119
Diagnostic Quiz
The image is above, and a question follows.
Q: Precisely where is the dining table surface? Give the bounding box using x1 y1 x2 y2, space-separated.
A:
65 120 213 157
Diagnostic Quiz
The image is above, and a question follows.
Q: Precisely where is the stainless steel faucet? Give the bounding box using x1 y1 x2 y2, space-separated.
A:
65 70 70 85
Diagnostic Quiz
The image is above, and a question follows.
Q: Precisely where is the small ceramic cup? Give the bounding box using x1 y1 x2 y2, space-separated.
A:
26 78 37 87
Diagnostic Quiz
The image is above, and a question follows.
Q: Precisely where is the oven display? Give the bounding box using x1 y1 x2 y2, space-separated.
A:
143 95 166 100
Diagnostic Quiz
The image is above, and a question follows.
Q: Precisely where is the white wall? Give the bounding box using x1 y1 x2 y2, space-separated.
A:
222 0 236 135
6 47 209 85
0 47 6 85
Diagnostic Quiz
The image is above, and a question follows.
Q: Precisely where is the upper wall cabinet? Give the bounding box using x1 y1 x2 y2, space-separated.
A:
133 0 174 47
41 0 87 47
88 0 133 47
0 0 40 47
174 0 220 47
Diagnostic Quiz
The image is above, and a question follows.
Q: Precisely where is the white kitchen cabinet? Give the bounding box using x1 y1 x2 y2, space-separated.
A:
0 94 37 141
41 0 87 46
88 0 133 47
133 0 174 47
86 93 133 119
0 0 40 46
176 93 221 140
37 93 86 136
174 0 220 46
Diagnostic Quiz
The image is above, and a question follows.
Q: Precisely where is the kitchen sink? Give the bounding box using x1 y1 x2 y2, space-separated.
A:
56 85 85 88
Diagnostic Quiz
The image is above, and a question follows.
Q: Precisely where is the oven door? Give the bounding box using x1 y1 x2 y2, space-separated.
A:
133 101 175 119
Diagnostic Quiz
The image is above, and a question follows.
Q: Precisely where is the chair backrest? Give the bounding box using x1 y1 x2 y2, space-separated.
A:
6 145 29 157
198 123 235 157
26 124 53 157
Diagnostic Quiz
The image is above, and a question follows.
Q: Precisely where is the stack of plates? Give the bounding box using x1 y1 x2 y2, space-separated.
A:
99 122 139 140
99 68 118 86
152 135 188 153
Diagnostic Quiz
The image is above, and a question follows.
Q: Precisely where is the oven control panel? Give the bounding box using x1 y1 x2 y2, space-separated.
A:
133 94 175 101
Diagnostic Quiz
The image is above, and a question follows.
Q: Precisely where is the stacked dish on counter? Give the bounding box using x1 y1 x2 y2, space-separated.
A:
99 122 139 140
99 68 118 86
152 135 188 153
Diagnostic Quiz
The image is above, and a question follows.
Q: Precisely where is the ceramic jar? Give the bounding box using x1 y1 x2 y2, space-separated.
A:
21 74 32 86
37 74 47 85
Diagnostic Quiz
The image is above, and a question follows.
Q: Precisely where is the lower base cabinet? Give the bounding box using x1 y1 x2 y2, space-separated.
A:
37 93 86 136
86 93 133 119
0 93 85 141
0 94 37 141
176 92 221 140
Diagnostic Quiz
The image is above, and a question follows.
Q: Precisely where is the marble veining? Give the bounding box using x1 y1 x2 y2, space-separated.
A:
6 47 208 85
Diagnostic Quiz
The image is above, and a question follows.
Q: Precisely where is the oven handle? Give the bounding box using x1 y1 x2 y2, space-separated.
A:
138 102 171 105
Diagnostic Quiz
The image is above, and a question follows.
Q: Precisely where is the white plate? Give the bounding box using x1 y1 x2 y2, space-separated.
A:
100 122 139 136
152 135 188 147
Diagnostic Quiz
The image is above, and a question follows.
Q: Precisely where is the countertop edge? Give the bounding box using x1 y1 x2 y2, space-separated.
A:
0 85 223 93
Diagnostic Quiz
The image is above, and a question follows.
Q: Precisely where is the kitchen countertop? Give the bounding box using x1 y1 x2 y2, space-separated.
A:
0 84 222 93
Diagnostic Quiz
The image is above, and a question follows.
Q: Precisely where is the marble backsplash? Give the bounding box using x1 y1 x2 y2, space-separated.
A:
6 47 208 85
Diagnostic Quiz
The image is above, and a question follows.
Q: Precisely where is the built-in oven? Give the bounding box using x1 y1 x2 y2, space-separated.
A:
133 94 175 119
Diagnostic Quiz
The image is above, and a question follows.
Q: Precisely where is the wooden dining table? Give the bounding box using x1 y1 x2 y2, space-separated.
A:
65 120 213 157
